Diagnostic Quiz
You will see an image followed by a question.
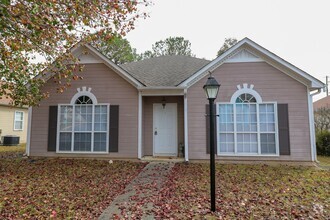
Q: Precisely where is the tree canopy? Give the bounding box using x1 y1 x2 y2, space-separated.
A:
92 33 139 65
315 107 330 131
141 36 194 59
216 38 238 57
0 0 149 106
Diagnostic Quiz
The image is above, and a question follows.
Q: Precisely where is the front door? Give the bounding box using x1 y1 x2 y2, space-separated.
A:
153 103 177 156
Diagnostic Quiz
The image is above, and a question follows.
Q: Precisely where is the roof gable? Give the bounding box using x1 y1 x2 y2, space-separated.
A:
179 38 324 90
73 44 144 87
38 43 144 88
225 49 262 63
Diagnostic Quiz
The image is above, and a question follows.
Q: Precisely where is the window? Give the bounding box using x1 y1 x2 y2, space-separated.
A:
57 90 109 153
217 86 278 156
14 111 24 130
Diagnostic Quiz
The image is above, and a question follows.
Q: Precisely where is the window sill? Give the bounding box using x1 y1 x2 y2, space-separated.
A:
217 153 279 157
56 151 109 154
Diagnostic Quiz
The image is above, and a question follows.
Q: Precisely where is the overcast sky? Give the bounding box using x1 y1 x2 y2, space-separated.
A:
126 0 330 100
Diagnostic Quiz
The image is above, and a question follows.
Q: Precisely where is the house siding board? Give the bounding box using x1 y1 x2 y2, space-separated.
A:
0 106 28 143
30 63 138 158
142 96 184 156
187 62 312 161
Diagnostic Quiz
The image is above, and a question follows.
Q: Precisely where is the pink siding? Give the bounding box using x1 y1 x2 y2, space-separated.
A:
142 96 184 156
30 64 138 158
187 62 312 161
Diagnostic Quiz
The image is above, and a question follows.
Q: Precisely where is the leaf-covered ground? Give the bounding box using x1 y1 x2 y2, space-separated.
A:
0 144 26 159
0 158 146 219
152 163 330 219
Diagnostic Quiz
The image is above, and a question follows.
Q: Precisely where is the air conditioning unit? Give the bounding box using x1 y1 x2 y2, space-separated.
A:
3 135 20 146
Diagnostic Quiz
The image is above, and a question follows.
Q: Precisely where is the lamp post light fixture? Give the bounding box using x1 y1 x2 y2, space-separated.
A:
203 74 220 212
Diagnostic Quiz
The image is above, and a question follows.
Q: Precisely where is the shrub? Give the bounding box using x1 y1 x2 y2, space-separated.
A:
316 130 330 156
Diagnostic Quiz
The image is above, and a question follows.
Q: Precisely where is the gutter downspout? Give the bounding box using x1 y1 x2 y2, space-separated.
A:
26 107 32 156
184 89 189 162
308 88 321 162
138 91 142 159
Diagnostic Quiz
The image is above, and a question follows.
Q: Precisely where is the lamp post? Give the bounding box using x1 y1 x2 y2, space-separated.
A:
203 75 220 212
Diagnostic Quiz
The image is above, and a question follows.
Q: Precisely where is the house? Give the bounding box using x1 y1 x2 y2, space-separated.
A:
313 95 330 111
26 38 324 162
0 91 28 144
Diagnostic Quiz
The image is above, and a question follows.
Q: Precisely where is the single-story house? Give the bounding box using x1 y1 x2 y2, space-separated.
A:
26 38 324 162
313 95 330 111
0 86 28 144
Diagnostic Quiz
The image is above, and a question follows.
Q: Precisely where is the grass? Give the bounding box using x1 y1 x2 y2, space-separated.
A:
0 144 26 158
152 163 330 219
0 156 146 218
318 156 330 166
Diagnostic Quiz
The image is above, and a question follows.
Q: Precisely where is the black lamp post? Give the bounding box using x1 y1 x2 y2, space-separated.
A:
203 75 220 212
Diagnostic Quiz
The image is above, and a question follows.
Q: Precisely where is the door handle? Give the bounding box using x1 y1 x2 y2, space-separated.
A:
154 131 158 135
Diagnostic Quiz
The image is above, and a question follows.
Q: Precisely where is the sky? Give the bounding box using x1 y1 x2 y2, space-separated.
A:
126 0 330 101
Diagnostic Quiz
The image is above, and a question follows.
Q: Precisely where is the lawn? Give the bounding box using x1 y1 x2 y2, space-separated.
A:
318 156 330 167
151 163 330 219
0 144 26 158
0 157 146 218
1 145 329 219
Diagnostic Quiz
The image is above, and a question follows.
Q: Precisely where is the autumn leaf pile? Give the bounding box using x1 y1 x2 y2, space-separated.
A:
152 163 330 219
0 158 146 219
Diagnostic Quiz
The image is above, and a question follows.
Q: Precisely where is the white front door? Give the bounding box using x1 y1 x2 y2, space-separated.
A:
153 103 177 156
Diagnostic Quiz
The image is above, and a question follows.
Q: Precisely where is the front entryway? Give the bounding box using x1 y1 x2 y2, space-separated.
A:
153 103 177 156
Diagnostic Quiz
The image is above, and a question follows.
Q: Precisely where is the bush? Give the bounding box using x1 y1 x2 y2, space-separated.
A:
316 130 330 156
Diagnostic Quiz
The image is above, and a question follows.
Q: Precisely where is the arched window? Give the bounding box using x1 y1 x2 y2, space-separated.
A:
235 93 257 103
75 96 93 104
57 87 109 153
217 84 278 156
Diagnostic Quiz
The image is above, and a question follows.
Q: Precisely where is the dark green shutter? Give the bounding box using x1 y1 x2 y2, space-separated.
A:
48 106 58 152
109 105 119 152
278 104 290 155
206 104 217 154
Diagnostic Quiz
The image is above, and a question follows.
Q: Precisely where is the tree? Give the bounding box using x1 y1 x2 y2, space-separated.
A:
150 37 194 57
0 0 149 106
314 107 330 131
138 50 154 60
216 38 238 57
92 33 139 65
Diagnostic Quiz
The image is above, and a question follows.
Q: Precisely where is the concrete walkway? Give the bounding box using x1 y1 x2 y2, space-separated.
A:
99 162 175 220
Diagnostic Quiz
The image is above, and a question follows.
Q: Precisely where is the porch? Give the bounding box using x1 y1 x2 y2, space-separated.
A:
137 91 188 161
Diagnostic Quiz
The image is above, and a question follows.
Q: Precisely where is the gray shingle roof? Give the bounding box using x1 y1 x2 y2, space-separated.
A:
120 55 210 87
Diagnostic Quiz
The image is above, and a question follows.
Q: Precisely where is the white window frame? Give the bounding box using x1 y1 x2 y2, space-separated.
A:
217 98 279 157
56 88 110 154
14 111 24 131
56 103 110 154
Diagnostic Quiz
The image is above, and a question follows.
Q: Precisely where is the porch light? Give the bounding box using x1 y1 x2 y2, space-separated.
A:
161 97 166 109
203 74 220 212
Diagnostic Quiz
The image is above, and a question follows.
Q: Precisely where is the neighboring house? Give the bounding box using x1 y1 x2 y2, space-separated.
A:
313 95 330 111
0 94 28 144
27 38 324 162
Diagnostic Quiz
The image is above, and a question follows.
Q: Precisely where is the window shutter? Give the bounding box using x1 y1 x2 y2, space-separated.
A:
109 105 119 152
48 106 58 152
277 104 290 155
206 104 217 154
